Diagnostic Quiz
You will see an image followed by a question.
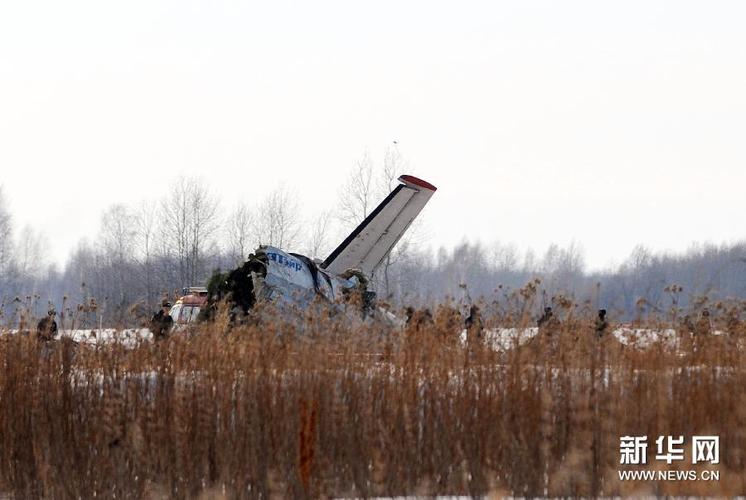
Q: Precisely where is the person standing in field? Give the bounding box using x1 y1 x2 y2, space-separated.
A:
403 307 434 356
36 309 58 342
465 304 484 346
537 306 560 337
403 307 434 364
680 314 696 334
594 309 609 338
719 307 742 354
434 303 462 342
687 308 712 357
725 307 742 338
414 308 434 332
695 309 712 336
150 300 174 340
404 306 415 326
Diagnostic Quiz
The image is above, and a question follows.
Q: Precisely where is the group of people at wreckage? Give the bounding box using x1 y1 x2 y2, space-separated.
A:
402 304 614 345
402 303 730 347
534 307 611 339
534 306 724 340
30 300 175 343
29 297 733 345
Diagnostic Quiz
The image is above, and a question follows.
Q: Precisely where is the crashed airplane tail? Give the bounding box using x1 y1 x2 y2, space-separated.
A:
322 175 437 277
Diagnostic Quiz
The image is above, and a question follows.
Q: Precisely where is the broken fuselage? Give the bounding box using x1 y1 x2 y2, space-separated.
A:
200 174 437 320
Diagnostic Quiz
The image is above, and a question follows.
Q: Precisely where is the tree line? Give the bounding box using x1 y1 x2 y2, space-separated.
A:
1 151 745 325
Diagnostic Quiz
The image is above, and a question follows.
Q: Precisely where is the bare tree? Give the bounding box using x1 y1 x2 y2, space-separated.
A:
14 225 47 282
135 200 158 304
338 150 375 228
306 210 333 259
101 204 136 267
253 186 301 250
159 181 188 284
540 242 586 296
491 241 519 272
188 181 220 283
99 204 137 310
380 145 406 193
160 177 220 287
225 202 255 265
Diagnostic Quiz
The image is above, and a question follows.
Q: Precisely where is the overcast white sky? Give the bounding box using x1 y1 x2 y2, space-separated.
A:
1 0 744 270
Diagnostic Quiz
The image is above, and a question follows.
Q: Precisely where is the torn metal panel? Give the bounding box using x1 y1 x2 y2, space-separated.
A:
254 246 358 308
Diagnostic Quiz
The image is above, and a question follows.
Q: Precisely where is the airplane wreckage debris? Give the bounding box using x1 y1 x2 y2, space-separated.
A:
199 246 374 322
197 174 438 323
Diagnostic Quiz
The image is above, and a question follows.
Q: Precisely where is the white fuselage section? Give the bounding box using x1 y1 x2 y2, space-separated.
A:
257 247 358 307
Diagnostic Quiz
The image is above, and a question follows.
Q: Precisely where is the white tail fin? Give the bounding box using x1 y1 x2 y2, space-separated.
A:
322 175 436 277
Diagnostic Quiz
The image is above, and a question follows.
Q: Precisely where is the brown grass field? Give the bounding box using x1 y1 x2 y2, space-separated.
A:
1 298 745 498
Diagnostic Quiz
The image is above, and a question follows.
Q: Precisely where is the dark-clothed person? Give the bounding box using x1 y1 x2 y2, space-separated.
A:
465 305 484 346
695 309 712 336
36 310 58 342
537 307 553 327
681 315 696 334
595 309 609 338
537 306 560 337
150 301 174 340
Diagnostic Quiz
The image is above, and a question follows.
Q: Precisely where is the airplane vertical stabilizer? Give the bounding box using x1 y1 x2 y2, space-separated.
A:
322 175 436 277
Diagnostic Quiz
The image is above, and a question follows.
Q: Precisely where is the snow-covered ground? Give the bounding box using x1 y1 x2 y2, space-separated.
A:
459 326 730 351
1 325 732 352
57 328 154 347
1 327 153 348
459 326 538 350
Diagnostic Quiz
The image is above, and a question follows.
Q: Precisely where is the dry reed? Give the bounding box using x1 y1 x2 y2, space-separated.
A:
0 298 744 498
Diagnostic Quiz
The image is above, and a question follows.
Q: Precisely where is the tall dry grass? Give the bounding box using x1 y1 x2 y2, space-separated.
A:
0 298 745 498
